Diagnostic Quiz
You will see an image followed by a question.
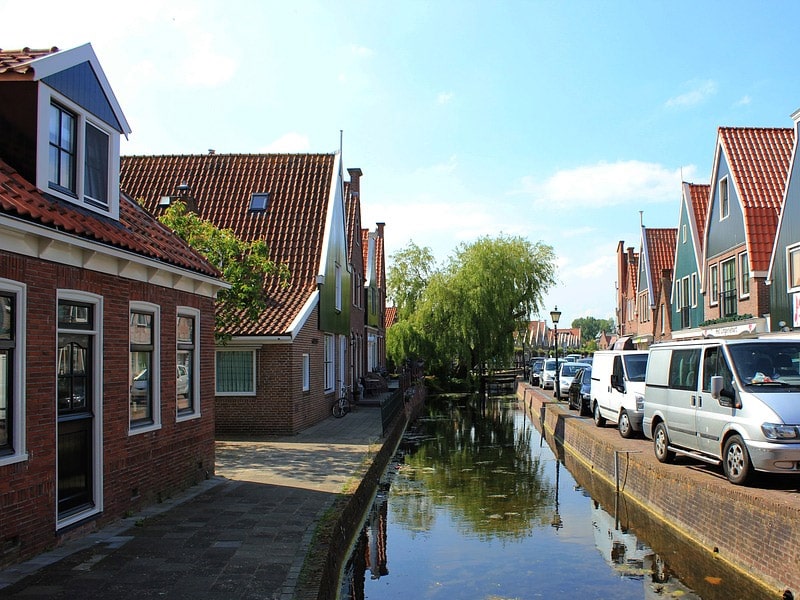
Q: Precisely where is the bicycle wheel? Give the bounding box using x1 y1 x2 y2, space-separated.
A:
332 399 346 418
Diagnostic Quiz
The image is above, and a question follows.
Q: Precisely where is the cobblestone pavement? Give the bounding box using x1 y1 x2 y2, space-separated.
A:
0 405 385 600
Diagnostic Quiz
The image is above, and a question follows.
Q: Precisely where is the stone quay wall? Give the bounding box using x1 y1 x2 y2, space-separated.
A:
518 382 800 599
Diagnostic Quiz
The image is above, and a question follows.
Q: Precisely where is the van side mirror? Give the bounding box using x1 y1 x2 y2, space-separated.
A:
711 375 740 408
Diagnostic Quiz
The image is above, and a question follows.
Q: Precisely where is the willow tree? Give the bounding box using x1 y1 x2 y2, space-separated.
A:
387 235 556 384
443 235 556 376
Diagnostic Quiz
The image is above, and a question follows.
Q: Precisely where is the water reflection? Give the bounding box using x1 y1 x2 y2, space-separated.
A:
340 395 768 600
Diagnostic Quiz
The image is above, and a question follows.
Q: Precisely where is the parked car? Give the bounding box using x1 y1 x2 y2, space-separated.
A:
556 362 584 398
590 350 649 438
643 336 800 485
529 358 545 386
540 358 557 389
568 365 592 415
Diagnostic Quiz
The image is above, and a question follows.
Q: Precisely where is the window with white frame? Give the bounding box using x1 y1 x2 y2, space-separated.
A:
709 264 719 305
691 273 698 307
789 245 800 291
0 280 25 466
682 224 687 244
215 349 256 394
335 263 342 312
176 309 199 418
324 334 335 391
638 293 649 323
675 279 683 312
739 252 750 297
129 304 160 429
719 177 729 220
302 354 310 392
40 90 118 217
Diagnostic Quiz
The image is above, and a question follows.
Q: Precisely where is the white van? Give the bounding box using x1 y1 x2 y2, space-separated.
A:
589 350 649 438
643 336 800 485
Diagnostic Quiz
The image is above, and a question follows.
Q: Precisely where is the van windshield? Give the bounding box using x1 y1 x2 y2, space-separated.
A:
623 354 648 382
727 342 800 386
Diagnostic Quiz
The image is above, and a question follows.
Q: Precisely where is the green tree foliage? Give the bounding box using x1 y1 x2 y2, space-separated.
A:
158 201 290 338
386 235 556 379
386 241 436 319
571 316 615 343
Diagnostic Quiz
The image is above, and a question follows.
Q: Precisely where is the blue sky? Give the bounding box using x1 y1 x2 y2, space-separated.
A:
4 0 800 328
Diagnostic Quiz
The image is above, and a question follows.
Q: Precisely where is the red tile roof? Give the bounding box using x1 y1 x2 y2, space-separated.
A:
120 153 336 336
718 127 793 271
0 158 219 277
385 306 397 328
688 183 710 247
0 47 59 75
643 228 676 308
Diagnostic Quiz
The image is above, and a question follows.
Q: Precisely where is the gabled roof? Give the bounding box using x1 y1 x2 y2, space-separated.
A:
687 182 711 247
0 158 219 278
713 127 793 272
120 153 337 336
0 44 131 136
641 227 677 306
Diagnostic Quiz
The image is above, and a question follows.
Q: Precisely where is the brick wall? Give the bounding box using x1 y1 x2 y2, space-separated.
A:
0 251 215 568
215 306 335 437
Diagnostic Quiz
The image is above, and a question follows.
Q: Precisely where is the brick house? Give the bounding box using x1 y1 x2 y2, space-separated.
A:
615 242 639 340
634 226 677 347
120 152 383 435
0 45 225 566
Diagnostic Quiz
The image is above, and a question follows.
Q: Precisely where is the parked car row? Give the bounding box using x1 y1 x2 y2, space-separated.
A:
551 336 800 487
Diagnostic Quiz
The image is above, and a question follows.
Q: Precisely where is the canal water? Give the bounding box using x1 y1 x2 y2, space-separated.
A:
339 394 769 600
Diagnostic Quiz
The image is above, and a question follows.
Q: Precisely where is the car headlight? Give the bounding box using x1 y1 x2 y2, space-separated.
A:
635 393 644 412
761 423 800 440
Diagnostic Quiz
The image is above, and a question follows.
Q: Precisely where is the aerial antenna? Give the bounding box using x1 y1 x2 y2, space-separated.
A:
339 129 343 155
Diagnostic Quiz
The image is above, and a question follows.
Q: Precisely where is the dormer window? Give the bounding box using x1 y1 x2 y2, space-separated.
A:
38 90 119 218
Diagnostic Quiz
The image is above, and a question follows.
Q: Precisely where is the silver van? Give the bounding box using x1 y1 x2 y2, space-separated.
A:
643 336 800 485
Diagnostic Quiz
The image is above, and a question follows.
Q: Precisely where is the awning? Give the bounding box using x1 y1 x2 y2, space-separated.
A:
613 336 634 350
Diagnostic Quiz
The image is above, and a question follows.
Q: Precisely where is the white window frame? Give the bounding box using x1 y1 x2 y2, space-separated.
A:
176 307 201 422
335 263 342 312
214 348 257 396
709 264 719 306
56 289 103 529
36 87 120 220
691 273 698 308
719 177 730 221
738 251 750 299
0 279 27 467
682 224 687 244
324 334 335 392
302 353 310 392
787 244 800 293
675 279 683 312
129 301 161 435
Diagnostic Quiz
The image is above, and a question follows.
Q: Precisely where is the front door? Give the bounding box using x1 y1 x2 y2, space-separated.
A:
56 300 96 519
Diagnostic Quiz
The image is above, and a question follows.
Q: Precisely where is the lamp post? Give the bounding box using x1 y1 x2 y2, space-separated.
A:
550 306 561 399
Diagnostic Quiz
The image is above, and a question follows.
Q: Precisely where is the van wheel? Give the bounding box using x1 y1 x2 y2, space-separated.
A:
723 435 753 485
593 403 606 427
653 422 675 463
618 410 635 439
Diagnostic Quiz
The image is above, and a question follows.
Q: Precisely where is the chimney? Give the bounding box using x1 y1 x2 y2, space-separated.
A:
376 222 385 238
347 168 362 198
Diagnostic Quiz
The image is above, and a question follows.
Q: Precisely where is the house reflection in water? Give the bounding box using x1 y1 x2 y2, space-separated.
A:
341 489 389 599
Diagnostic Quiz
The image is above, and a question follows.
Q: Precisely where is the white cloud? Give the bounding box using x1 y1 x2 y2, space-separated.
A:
519 160 694 210
735 95 752 107
437 91 454 104
261 133 311 153
351 44 374 58
665 79 718 109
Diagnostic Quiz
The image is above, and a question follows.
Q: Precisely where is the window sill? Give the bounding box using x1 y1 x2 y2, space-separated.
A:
128 422 161 436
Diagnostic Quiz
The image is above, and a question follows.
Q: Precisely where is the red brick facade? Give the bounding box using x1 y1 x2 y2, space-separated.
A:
0 251 216 567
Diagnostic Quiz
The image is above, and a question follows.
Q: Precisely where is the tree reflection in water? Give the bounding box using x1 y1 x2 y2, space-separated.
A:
390 394 554 540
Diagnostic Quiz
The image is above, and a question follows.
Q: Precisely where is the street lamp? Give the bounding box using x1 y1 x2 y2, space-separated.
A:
550 306 561 399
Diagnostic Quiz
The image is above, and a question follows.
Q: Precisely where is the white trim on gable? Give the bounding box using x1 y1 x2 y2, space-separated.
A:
26 43 131 136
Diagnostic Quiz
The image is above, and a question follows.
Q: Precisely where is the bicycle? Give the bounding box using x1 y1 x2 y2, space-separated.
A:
332 385 351 418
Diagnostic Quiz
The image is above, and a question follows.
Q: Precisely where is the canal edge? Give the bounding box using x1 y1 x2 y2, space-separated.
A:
294 387 426 600
517 382 794 599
